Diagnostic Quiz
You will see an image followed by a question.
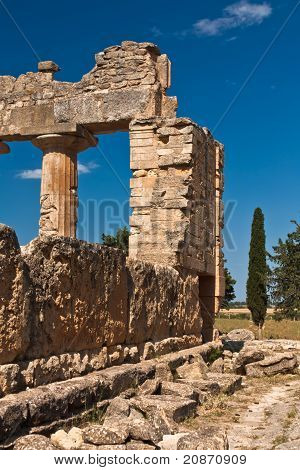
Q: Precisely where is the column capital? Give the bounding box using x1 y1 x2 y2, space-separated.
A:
32 132 98 154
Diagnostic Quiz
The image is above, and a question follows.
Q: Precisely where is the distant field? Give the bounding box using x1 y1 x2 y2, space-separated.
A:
215 318 300 341
220 308 275 316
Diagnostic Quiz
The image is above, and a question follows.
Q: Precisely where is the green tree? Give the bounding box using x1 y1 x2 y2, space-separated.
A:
269 220 300 320
101 226 130 255
221 264 236 309
246 208 268 337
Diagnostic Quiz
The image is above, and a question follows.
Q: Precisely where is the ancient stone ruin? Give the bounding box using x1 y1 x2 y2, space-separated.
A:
0 40 224 357
1 41 299 451
0 41 232 447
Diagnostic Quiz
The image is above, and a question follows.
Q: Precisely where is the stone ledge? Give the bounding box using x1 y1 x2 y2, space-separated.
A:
0 341 222 445
0 335 203 396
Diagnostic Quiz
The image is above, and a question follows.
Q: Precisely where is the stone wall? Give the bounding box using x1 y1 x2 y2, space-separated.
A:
0 225 31 364
129 117 224 276
0 226 201 366
0 40 225 360
0 41 176 139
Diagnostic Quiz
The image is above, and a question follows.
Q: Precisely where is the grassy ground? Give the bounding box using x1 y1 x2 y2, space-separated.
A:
215 318 300 340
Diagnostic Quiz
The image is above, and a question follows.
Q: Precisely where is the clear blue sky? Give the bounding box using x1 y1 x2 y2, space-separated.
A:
0 0 299 299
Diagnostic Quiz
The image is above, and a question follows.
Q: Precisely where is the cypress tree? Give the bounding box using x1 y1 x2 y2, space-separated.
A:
246 208 268 337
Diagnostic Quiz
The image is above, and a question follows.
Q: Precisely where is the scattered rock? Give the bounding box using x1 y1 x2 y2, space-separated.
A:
68 427 84 449
126 440 156 450
223 329 255 353
138 379 161 395
234 348 265 374
14 434 56 450
161 381 200 402
176 360 207 380
83 424 129 445
143 343 155 360
210 357 224 373
155 363 173 381
223 350 233 359
150 410 175 436
225 329 255 342
179 373 242 396
245 353 298 377
128 417 162 443
51 427 83 450
274 439 300 450
104 397 130 422
158 433 189 450
130 395 197 423
119 388 136 399
177 427 229 450
0 364 21 395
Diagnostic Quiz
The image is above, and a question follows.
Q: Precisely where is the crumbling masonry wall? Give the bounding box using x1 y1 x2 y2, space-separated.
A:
0 41 225 360
129 118 224 274
0 41 176 139
0 225 201 370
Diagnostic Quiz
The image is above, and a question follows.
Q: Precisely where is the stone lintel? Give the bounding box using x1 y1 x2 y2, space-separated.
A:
0 123 84 142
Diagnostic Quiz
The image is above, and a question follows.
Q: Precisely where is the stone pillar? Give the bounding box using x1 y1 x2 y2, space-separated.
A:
32 133 97 237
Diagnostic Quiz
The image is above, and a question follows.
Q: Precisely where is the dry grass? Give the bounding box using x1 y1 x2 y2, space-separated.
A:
215 318 300 340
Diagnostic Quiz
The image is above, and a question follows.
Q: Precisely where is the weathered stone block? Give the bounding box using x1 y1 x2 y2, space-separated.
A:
0 225 31 365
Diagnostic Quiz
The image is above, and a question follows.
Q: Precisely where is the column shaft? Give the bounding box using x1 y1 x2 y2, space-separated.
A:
33 133 97 238
40 144 77 237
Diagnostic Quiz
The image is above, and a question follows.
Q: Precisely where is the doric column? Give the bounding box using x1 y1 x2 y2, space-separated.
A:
32 133 97 238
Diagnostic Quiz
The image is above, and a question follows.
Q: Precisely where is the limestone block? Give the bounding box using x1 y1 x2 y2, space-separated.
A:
0 225 31 365
14 434 56 450
245 353 298 377
126 259 201 344
177 427 229 450
23 237 128 358
129 395 197 423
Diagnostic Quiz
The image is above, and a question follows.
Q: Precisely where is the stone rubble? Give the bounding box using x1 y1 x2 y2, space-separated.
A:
5 332 299 450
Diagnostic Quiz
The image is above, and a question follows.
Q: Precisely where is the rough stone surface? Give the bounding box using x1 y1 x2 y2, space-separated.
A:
51 427 83 450
179 373 242 396
0 41 225 343
224 329 255 342
0 231 205 374
177 427 229 450
234 347 265 374
155 362 174 381
161 381 200 402
104 397 130 422
245 353 298 377
223 329 255 353
83 424 129 445
138 379 161 395
14 434 56 450
210 357 224 373
0 225 31 365
126 440 156 450
176 359 208 380
23 237 128 359
130 395 197 423
127 417 162 443
127 260 201 344
158 433 189 450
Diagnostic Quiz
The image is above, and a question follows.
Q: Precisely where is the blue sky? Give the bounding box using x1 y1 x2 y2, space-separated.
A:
0 0 299 299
